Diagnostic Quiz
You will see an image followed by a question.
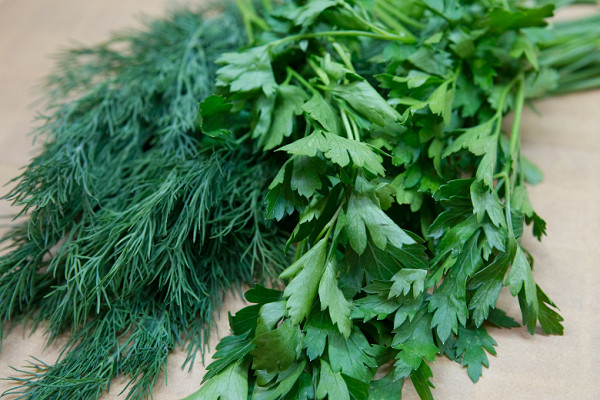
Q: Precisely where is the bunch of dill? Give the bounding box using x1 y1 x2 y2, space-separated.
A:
0 5 287 399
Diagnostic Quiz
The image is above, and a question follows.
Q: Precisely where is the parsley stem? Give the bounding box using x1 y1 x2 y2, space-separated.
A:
269 30 415 49
348 112 361 141
235 0 255 44
315 202 343 244
285 67 318 94
373 7 408 38
294 239 308 262
373 0 425 29
332 43 355 72
325 201 346 260
307 58 330 86
493 77 519 120
234 0 269 44
340 108 354 140
488 76 520 237
282 72 292 86
338 0 415 42
503 76 526 238
508 79 525 171
261 0 272 12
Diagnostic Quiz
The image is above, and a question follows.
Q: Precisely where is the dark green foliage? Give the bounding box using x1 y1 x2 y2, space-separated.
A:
190 1 599 399
0 5 288 400
535 13 600 94
1 0 598 399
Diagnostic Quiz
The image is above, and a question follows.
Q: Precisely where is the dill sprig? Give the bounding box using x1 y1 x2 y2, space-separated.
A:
0 5 288 400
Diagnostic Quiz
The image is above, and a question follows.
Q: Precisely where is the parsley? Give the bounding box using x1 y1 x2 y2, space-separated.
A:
1 0 598 399
191 1 598 399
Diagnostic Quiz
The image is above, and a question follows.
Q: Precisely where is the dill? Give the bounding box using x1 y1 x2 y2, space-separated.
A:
1 5 288 400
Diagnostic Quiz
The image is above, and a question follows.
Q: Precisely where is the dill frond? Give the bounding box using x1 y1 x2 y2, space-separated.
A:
0 5 288 399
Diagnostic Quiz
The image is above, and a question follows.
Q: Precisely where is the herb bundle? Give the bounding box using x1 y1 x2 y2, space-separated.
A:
187 1 599 399
1 6 288 399
0 1 598 399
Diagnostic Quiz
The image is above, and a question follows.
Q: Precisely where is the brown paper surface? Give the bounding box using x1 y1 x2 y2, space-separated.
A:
0 1 598 399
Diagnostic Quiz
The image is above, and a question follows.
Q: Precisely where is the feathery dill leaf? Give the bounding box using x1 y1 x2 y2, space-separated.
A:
1 5 288 400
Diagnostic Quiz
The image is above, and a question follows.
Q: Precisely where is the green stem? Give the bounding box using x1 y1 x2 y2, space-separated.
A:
294 239 308 262
349 112 361 141
340 108 354 140
234 0 269 44
269 29 415 49
373 5 409 34
374 0 425 29
503 77 526 237
326 203 345 259
261 0 272 12
286 67 318 94
316 202 343 244
235 0 255 44
307 58 331 86
552 76 600 94
508 80 525 172
339 0 412 40
332 43 355 72
494 76 519 120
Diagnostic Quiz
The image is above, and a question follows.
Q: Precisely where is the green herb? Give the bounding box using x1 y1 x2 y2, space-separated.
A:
1 0 598 399
0 6 288 400
188 1 599 399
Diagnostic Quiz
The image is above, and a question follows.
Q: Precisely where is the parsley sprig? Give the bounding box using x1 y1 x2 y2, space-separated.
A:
189 1 595 398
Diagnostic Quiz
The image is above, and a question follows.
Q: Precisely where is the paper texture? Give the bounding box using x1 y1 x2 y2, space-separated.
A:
0 1 598 399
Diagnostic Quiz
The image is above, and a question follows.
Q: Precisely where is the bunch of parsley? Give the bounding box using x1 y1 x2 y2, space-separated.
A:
188 1 599 399
1 0 599 399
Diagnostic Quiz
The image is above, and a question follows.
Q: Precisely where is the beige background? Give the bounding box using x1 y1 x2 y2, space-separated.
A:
0 1 599 399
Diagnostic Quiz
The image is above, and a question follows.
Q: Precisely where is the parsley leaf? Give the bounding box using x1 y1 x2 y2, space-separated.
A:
252 320 303 372
216 46 276 96
280 130 385 176
185 360 248 400
345 192 415 255
316 360 351 400
318 259 353 338
455 326 497 383
281 238 328 324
